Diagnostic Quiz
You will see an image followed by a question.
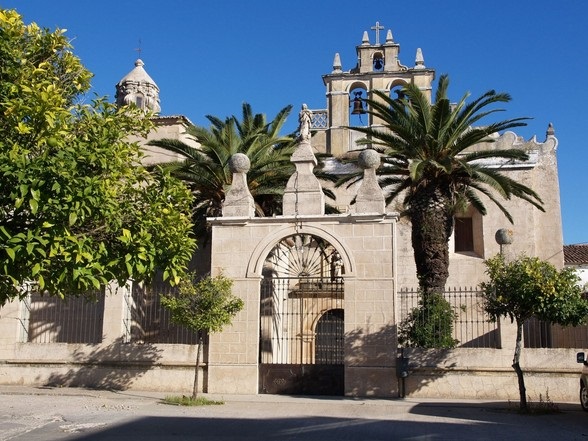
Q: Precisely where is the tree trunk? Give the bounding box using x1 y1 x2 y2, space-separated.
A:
512 320 527 412
409 186 453 295
192 331 203 399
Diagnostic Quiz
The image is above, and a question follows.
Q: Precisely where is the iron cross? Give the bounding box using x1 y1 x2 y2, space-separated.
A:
134 39 142 58
371 21 384 45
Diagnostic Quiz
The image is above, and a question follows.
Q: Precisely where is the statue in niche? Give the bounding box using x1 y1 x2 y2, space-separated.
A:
330 251 343 280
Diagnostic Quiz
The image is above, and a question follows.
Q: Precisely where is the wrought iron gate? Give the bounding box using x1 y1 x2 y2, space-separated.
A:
259 234 344 395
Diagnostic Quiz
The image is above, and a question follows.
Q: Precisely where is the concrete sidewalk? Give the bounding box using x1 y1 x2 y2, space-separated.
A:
1 386 586 440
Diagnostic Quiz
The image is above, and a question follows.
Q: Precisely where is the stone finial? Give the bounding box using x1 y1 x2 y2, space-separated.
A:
332 53 342 73
362 31 370 45
495 228 514 260
546 122 555 137
355 149 385 214
229 153 250 174
222 153 255 217
414 48 425 69
385 29 394 44
495 228 514 245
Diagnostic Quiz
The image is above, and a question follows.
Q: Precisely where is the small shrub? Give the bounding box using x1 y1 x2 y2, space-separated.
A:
399 292 458 348
527 390 560 415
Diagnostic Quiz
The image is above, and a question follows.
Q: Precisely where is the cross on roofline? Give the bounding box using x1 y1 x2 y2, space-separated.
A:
371 21 384 45
134 38 142 58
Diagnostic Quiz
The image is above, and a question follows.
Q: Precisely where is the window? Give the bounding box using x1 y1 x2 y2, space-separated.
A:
454 217 474 252
452 207 484 257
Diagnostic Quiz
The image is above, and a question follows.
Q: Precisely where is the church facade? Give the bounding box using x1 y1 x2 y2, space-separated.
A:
0 24 581 401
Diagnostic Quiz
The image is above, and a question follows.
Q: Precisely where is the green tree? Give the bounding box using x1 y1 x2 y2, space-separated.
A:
481 254 588 412
338 75 544 296
160 273 243 398
148 103 296 241
0 9 196 304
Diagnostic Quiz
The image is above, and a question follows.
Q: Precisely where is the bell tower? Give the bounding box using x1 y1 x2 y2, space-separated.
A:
313 23 435 156
115 59 161 114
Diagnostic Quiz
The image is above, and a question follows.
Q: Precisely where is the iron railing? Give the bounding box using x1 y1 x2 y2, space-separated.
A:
398 287 499 348
23 290 104 344
400 287 588 349
310 110 328 129
260 277 344 365
129 281 198 345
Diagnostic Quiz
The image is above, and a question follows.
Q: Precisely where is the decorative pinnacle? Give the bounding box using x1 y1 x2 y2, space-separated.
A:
332 52 342 73
415 48 425 69
385 29 394 43
362 31 370 45
546 122 555 137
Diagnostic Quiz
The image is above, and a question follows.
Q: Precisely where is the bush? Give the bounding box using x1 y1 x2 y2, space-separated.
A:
399 292 458 348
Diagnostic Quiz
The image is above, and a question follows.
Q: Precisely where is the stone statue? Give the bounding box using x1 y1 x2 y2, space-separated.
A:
330 251 343 280
298 104 313 141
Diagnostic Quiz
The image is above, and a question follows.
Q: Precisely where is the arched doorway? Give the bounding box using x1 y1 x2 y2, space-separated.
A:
259 233 344 395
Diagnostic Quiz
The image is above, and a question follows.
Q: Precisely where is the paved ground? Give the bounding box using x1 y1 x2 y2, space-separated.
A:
0 386 587 440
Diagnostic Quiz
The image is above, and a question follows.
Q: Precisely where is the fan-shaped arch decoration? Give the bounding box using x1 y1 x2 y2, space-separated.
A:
263 234 344 279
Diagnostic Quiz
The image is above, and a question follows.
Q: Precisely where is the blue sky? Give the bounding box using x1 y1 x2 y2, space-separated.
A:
4 1 587 245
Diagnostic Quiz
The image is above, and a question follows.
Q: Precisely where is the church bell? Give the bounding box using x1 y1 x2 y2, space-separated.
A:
351 91 366 115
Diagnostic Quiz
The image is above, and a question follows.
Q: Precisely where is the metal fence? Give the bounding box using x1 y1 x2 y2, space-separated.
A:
128 280 198 345
524 317 588 349
398 287 499 348
22 290 104 344
399 287 588 349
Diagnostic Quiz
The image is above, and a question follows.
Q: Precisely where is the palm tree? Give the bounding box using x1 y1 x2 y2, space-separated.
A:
148 103 296 240
339 74 544 295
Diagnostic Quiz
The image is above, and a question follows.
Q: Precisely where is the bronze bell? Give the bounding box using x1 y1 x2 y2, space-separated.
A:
351 91 366 115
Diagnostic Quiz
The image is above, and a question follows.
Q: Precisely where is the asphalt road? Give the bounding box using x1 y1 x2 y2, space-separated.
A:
1 386 587 440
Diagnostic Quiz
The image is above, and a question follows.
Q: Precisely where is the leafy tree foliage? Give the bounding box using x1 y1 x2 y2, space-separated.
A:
337 75 544 295
161 273 244 398
148 103 296 241
0 9 196 304
481 254 588 411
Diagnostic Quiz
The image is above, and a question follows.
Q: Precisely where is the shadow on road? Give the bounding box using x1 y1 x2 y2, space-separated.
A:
65 406 588 441
65 415 503 441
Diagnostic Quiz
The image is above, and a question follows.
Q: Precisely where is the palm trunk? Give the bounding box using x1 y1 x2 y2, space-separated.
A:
410 186 453 296
192 331 203 399
513 320 527 412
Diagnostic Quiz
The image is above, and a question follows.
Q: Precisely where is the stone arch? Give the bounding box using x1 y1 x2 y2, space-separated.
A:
387 79 408 101
345 80 369 94
385 78 408 90
246 225 355 278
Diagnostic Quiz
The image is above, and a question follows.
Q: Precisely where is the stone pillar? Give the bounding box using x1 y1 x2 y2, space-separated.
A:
0 300 21 360
494 229 518 349
102 281 130 344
